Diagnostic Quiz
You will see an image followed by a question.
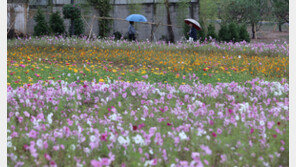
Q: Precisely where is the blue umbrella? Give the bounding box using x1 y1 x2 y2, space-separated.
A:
125 14 147 22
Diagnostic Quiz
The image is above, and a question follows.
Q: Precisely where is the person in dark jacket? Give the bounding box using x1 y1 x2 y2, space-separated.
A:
128 21 137 41
188 23 197 41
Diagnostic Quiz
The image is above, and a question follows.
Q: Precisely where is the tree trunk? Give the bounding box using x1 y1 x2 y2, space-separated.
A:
278 23 282 32
251 23 256 39
164 0 174 43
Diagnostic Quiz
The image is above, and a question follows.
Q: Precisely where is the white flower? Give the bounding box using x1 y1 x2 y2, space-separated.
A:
71 144 76 150
149 149 154 155
179 131 188 140
238 55 241 58
7 141 12 148
144 160 153 167
90 135 96 142
133 134 145 146
47 113 53 124
260 120 265 126
109 113 119 121
118 136 130 146
170 164 176 167
36 139 43 148
235 115 240 121
7 136 11 141
84 147 91 154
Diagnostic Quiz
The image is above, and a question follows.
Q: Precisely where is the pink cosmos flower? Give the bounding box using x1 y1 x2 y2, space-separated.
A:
217 128 222 134
142 75 148 79
200 145 212 155
122 93 127 99
28 130 37 138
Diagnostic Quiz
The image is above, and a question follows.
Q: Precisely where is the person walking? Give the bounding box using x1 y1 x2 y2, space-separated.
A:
128 21 137 41
188 23 197 42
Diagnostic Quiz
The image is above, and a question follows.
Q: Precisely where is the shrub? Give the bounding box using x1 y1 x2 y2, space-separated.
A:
207 24 218 40
197 23 206 42
228 22 239 42
33 8 49 36
49 12 65 35
239 24 250 42
113 31 122 40
218 24 231 42
183 23 190 40
73 18 84 36
62 4 84 36
62 4 81 20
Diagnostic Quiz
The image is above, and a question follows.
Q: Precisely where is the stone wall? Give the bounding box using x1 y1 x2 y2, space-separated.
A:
8 0 199 41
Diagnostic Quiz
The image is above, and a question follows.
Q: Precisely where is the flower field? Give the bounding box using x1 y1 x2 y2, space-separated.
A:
7 37 289 167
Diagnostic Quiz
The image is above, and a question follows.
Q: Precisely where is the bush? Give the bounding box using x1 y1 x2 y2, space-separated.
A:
62 4 81 20
62 4 84 36
238 24 250 42
228 22 239 42
49 12 65 35
113 31 122 40
207 24 218 40
33 8 49 36
183 23 190 40
73 18 84 36
218 24 231 42
196 23 206 42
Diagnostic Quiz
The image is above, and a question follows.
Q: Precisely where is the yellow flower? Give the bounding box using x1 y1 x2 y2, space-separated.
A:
99 79 104 82
113 69 117 73
74 69 78 73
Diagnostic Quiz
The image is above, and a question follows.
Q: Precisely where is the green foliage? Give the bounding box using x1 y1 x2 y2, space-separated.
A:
62 4 81 20
271 0 289 24
113 31 122 40
228 22 239 42
183 23 190 40
33 8 49 36
62 4 84 36
218 24 231 42
197 24 206 42
238 24 250 42
49 12 65 35
206 24 218 40
73 18 84 36
199 0 220 33
87 0 113 38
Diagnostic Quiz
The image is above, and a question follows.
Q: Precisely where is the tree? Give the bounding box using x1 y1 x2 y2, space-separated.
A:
87 0 112 38
164 0 175 43
199 0 220 34
206 24 218 40
176 0 190 40
271 0 289 32
49 12 65 35
62 4 84 36
34 8 49 36
218 24 230 42
228 22 239 42
221 0 269 39
238 24 250 42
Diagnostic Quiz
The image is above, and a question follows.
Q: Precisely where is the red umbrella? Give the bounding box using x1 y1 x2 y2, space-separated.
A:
184 19 202 30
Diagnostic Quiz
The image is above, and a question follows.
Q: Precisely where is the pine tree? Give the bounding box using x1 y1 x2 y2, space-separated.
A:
228 22 239 42
73 18 84 36
238 24 250 42
33 8 49 36
207 24 218 40
218 24 231 42
49 12 65 35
